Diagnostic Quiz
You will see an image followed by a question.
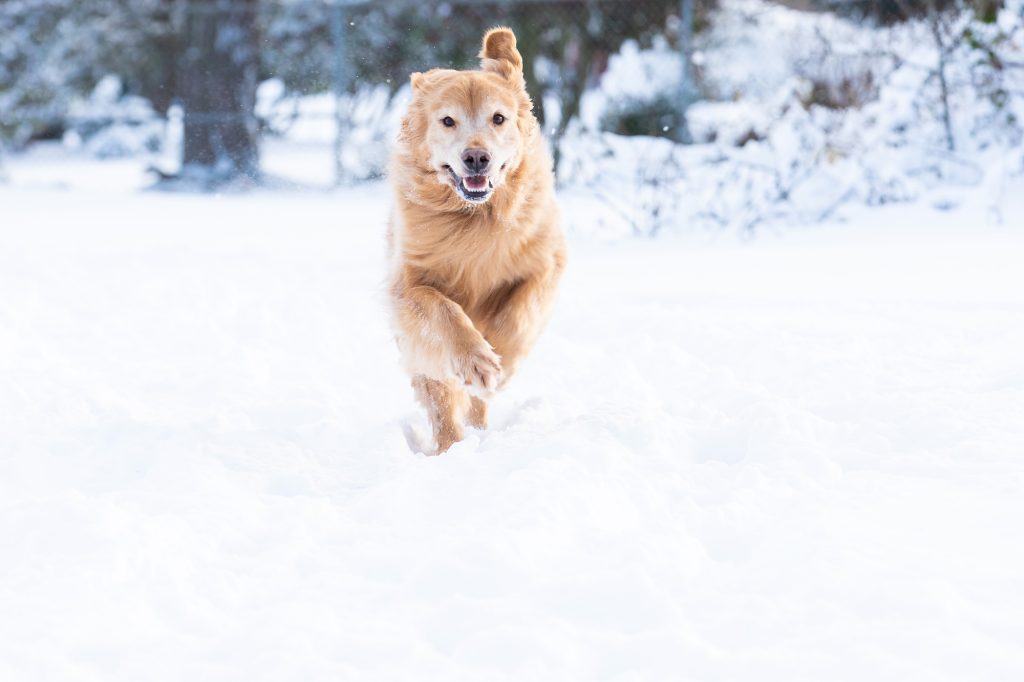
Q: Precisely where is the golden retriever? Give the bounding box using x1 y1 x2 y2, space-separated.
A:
388 27 566 454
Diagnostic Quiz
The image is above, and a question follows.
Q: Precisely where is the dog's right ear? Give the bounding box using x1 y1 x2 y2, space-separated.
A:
479 27 524 80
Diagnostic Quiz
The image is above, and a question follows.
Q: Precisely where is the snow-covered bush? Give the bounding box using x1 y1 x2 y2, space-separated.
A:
62 76 163 159
795 55 877 111
0 0 174 148
256 78 409 182
580 37 683 136
600 92 679 137
559 0 1024 236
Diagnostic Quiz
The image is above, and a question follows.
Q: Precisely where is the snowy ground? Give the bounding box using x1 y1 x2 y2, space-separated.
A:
2 151 1024 681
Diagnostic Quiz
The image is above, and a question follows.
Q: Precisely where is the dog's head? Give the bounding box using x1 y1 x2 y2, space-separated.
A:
399 28 535 206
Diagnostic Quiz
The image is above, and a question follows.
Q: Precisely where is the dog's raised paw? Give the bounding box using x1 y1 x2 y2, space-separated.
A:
454 341 502 394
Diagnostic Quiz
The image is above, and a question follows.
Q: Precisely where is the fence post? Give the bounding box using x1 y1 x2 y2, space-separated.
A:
677 0 695 144
330 0 349 186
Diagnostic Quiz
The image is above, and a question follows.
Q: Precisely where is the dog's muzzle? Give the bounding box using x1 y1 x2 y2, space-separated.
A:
444 165 493 203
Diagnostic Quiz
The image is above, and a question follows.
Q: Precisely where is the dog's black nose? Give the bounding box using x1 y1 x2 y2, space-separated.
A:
461 148 491 174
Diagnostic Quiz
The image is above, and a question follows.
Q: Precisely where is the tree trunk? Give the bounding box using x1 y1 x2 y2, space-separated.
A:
676 0 695 144
551 32 596 175
178 0 259 188
511 12 547 130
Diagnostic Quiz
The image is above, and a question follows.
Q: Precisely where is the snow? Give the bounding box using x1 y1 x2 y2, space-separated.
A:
64 75 164 159
14 0 1022 234
256 78 410 183
2 151 1024 680
697 0 885 102
578 36 683 132
561 0 1024 234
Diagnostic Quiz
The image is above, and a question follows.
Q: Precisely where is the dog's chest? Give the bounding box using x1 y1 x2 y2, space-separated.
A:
414 225 523 288
433 250 519 308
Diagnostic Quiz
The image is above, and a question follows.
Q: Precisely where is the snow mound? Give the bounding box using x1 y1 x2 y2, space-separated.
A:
1 179 1023 679
63 75 164 159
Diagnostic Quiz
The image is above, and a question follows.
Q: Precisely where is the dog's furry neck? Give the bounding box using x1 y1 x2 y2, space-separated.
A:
389 129 558 307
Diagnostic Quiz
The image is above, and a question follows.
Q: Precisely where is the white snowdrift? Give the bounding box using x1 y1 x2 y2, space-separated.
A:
1 175 1022 680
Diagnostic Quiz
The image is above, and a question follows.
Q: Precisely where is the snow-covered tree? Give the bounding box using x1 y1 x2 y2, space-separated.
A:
0 0 174 147
175 0 260 188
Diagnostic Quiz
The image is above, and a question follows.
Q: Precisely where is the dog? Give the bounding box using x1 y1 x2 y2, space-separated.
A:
387 27 566 454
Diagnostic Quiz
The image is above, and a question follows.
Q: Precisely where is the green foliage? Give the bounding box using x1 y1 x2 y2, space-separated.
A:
2 0 711 144
0 0 175 145
260 0 716 132
960 10 1017 134
600 93 679 136
803 1 1006 25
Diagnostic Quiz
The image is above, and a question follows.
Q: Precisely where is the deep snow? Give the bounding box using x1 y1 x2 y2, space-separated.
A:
1 159 1024 680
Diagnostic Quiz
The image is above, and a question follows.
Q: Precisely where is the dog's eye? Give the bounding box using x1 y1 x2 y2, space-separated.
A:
492 113 505 125
441 116 455 128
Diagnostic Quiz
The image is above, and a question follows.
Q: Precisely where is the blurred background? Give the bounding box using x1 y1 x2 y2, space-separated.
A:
1 0 1022 232
4 6 1024 676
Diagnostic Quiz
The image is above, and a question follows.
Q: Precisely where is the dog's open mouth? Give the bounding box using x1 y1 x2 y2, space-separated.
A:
444 165 493 203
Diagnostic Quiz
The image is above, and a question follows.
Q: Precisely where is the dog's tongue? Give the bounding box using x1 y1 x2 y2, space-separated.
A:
464 175 488 191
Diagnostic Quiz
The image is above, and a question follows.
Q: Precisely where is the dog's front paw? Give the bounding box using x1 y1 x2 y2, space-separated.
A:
453 340 502 394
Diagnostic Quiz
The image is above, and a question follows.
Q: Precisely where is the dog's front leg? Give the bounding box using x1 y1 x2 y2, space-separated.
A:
392 281 503 393
480 258 566 381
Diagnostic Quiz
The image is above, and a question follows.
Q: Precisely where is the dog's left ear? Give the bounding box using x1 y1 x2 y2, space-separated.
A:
479 27 523 79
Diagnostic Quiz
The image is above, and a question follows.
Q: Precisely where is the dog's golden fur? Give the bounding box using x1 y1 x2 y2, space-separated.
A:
388 28 566 453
